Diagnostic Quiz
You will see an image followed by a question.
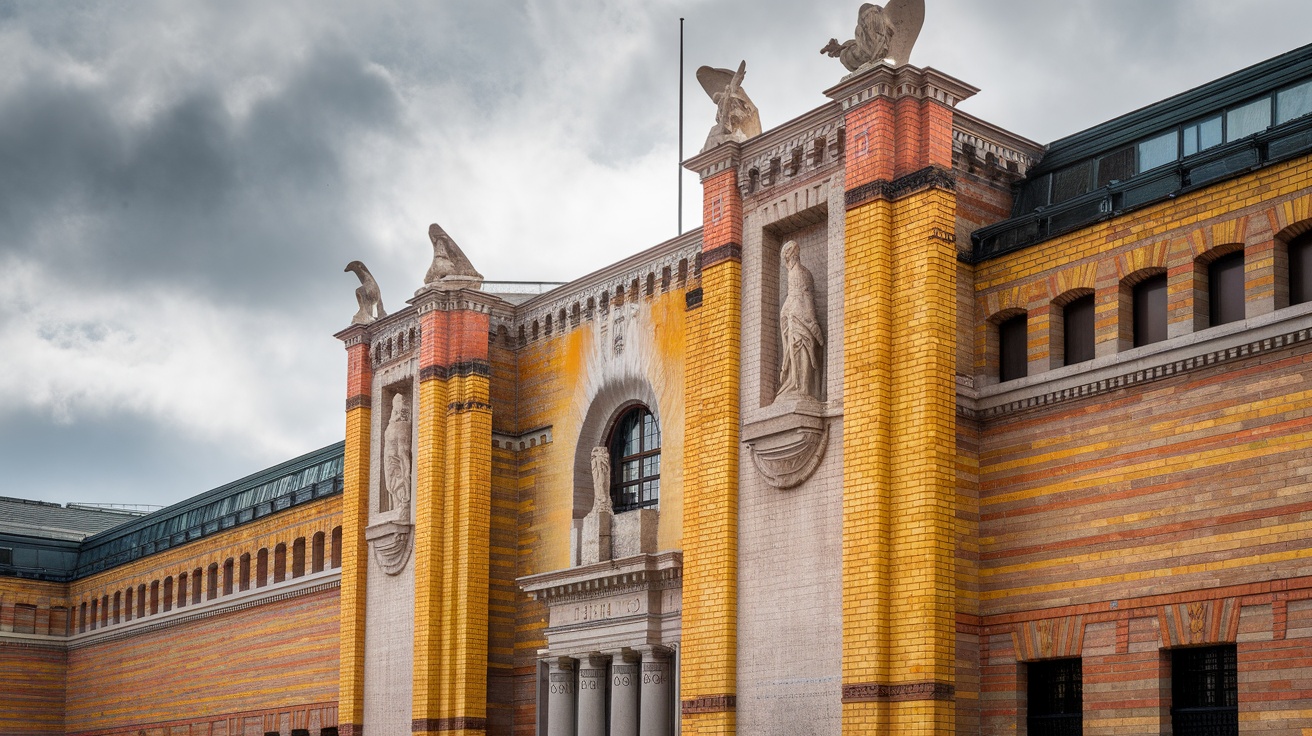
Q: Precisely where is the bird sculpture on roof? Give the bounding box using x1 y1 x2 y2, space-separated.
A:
419 222 483 293
345 260 386 325
822 0 925 72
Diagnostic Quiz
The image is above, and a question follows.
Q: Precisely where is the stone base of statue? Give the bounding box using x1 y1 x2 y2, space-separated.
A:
612 509 658 559
365 506 413 576
580 507 613 566
743 397 830 489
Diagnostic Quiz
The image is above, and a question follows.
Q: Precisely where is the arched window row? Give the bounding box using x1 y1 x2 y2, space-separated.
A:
70 524 343 634
990 233 1312 383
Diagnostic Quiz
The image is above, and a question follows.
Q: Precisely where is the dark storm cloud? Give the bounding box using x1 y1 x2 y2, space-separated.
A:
0 39 405 306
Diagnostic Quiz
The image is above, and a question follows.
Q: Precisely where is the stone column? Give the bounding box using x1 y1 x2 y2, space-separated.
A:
639 648 672 736
609 651 641 736
547 658 577 736
577 654 609 736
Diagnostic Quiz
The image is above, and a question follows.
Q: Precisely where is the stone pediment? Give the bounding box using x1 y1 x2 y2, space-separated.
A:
519 551 682 656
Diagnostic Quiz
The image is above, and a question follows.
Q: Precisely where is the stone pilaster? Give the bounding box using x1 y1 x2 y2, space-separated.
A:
577 654 609 736
609 651 641 736
639 647 673 736
547 658 578 736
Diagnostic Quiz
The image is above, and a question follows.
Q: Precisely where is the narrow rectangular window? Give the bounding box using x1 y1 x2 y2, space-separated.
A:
1183 115 1223 157
0 547 11 565
1208 252 1245 326
1171 645 1237 736
1290 233 1312 305
999 315 1028 382
1028 658 1082 736
1063 295 1095 366
1133 275 1168 347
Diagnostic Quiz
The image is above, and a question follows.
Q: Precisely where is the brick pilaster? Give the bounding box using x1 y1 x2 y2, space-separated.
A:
335 325 373 734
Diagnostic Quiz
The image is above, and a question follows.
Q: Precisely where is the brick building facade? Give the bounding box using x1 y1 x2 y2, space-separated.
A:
3 29 1312 736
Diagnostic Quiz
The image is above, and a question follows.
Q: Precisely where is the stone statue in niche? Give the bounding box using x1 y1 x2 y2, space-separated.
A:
590 446 612 514
776 240 825 401
822 0 925 71
698 61 762 152
419 223 484 293
345 260 386 325
382 393 413 511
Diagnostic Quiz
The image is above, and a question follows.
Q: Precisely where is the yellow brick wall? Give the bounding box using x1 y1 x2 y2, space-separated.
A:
681 255 742 736
338 403 371 730
843 185 959 735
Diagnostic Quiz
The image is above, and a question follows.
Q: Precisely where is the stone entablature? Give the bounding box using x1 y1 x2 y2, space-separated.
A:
499 231 702 346
519 551 681 656
952 109 1043 178
736 104 845 198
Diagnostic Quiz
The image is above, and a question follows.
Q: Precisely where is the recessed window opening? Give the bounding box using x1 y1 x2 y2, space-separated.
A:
1171 645 1237 736
998 314 1028 382
608 405 661 513
1289 231 1312 305
1133 274 1168 347
1208 251 1245 326
1063 295 1096 366
1027 658 1082 736
0 547 11 565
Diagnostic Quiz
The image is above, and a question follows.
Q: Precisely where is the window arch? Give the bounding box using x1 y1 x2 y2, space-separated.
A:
1288 229 1312 306
607 405 661 513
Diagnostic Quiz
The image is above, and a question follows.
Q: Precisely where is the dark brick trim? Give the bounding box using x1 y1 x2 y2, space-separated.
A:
685 288 704 310
841 681 955 703
701 242 742 268
412 717 487 732
681 694 737 714
337 726 362 736
845 166 956 210
448 400 493 413
346 395 372 412
420 361 492 382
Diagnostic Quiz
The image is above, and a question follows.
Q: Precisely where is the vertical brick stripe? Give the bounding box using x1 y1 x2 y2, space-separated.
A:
339 337 373 730
681 166 742 736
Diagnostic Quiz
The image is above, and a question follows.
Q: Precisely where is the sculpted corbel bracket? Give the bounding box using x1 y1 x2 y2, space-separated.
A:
365 509 413 576
742 400 830 489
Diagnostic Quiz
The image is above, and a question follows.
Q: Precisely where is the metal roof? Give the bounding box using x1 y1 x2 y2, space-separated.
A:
0 497 140 541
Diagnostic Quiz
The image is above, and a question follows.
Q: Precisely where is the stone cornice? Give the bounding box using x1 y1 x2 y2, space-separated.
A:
408 286 505 315
959 304 1312 420
823 64 979 111
519 551 683 603
55 570 341 650
683 143 743 181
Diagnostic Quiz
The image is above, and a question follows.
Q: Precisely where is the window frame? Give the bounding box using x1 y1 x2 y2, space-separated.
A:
607 405 661 514
1171 644 1238 736
1027 658 1083 736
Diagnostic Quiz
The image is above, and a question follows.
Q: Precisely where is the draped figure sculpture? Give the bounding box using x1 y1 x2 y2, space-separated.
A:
776 240 825 400
382 393 413 511
590 446 612 515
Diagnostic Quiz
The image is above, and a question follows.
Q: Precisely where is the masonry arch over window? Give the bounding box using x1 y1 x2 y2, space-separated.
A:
1279 221 1312 307
570 378 663 521
607 404 662 513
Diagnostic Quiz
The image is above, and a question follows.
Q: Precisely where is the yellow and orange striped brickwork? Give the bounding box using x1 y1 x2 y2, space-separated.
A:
4 41 1312 736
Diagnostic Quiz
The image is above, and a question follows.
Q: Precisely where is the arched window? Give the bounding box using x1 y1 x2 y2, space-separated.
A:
292 537 306 578
312 532 326 573
274 543 287 583
331 526 343 569
608 406 661 513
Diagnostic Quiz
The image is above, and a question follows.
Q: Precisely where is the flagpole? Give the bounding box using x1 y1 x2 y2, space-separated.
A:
678 17 684 236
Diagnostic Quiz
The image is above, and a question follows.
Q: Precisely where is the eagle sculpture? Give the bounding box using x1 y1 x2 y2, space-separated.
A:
345 260 386 325
822 0 925 71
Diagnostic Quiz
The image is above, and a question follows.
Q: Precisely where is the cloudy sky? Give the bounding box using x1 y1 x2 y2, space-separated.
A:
2 0 1310 509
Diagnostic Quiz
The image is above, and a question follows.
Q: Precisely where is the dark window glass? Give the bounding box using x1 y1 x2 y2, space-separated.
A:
1183 115 1223 157
1029 658 1082 736
1208 252 1245 326
1051 162 1093 204
1277 80 1312 124
1063 295 1095 366
609 406 661 513
1095 146 1135 187
1227 98 1271 141
1291 232 1312 305
1133 275 1168 347
1138 131 1179 172
1015 174 1051 214
1172 645 1238 736
0 547 11 565
999 315 1028 382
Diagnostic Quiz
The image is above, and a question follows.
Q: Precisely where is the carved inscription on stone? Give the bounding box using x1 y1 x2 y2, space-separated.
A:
550 594 647 628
